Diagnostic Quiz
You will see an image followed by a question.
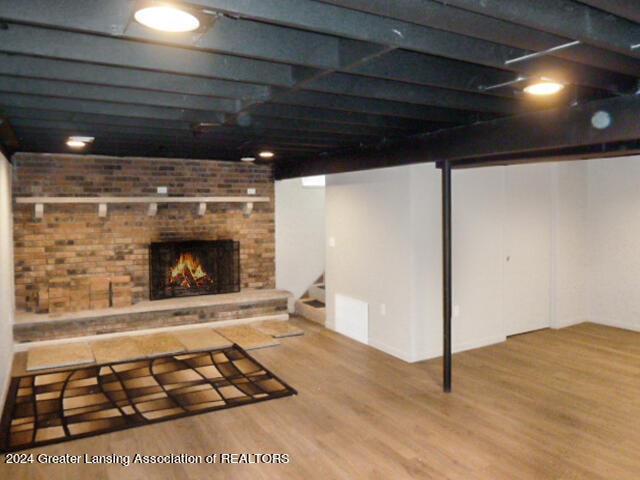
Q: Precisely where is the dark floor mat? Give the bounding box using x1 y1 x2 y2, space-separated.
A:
0 344 296 452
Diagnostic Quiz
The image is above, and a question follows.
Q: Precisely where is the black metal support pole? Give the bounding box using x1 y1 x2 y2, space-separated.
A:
442 159 452 393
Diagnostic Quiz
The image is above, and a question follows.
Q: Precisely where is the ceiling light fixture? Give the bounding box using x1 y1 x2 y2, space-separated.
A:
134 3 201 32
240 156 255 163
258 151 275 159
66 136 95 149
523 79 565 96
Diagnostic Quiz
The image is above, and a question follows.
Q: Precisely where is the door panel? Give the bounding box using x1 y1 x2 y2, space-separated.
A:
504 164 551 336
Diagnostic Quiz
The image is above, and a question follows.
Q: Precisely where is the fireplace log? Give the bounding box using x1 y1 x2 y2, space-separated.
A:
183 267 197 288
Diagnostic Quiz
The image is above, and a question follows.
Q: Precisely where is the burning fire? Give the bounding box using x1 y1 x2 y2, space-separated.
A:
168 252 213 289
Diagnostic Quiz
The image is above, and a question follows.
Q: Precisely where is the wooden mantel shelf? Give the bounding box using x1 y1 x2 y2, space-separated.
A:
16 196 270 218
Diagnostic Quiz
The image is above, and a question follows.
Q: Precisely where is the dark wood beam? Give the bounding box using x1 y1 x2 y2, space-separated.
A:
274 94 640 179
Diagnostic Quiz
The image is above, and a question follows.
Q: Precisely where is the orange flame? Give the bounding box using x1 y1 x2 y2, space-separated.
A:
169 253 208 284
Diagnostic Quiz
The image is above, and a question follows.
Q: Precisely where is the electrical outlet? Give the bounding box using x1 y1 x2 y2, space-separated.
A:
453 305 460 317
380 303 386 315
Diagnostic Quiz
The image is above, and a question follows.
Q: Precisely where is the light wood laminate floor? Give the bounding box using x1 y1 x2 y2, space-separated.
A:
2 320 639 479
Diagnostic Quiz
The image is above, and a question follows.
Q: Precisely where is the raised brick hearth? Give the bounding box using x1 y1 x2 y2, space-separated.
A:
12 153 277 340
14 289 290 343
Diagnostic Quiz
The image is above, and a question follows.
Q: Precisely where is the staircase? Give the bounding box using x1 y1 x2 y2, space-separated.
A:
294 275 326 325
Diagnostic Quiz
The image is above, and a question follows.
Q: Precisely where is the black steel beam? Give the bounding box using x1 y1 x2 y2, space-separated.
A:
441 159 453 393
274 94 640 178
0 54 271 102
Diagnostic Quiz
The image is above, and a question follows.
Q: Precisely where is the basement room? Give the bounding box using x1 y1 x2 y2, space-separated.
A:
1 1 640 478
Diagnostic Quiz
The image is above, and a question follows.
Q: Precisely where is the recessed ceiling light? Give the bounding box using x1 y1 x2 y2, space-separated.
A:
523 80 565 95
258 151 275 159
134 4 201 32
66 136 94 149
240 156 255 163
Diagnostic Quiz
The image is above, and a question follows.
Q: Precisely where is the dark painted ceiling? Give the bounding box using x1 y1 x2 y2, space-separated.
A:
0 1 639 177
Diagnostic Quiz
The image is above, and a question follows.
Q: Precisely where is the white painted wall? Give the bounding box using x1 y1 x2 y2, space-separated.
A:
325 167 414 360
325 160 587 362
0 152 15 406
552 161 589 328
587 155 640 331
275 178 325 304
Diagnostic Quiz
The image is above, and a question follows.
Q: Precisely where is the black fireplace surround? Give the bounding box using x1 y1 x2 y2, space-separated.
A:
149 240 240 300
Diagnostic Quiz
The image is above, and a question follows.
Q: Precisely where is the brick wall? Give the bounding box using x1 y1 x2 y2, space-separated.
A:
12 153 275 311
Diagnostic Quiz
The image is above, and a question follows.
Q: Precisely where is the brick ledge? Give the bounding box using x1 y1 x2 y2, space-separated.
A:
14 289 292 343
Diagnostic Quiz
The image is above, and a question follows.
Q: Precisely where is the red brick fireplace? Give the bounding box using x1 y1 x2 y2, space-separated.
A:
12 153 277 331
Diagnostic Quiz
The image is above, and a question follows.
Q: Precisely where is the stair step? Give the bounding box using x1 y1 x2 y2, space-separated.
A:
308 283 326 304
294 298 325 325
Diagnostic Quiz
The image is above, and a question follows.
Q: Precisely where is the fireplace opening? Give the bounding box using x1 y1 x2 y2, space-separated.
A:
149 240 240 300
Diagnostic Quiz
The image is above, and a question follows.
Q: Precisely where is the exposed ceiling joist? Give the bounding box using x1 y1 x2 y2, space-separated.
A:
0 77 239 113
576 0 640 24
1 0 638 165
300 73 521 113
440 0 640 55
316 0 640 77
189 0 635 93
0 24 295 86
0 54 271 102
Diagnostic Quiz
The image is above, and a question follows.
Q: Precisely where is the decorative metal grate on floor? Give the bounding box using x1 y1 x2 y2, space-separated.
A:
0 345 296 452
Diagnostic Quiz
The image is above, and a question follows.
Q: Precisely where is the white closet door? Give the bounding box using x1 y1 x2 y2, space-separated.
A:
504 164 552 336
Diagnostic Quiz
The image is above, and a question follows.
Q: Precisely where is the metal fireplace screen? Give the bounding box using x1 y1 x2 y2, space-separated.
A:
149 240 240 300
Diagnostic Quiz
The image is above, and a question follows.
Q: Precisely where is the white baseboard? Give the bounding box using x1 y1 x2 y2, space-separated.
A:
369 335 508 364
551 317 586 329
367 338 414 363
453 335 507 354
588 318 640 332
